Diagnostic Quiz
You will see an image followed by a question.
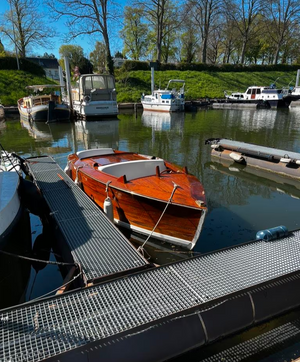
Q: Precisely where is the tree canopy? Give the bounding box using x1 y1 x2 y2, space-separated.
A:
0 0 54 58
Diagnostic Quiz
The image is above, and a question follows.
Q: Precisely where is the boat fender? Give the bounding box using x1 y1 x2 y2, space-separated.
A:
229 152 245 164
256 225 288 242
280 157 291 163
104 196 114 222
75 166 83 186
64 162 72 178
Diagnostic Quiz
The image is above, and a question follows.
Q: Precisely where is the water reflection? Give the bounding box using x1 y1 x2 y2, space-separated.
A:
20 119 53 140
141 111 185 131
75 119 119 150
3 109 300 256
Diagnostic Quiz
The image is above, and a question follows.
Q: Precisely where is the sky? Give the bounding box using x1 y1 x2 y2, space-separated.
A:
0 0 124 59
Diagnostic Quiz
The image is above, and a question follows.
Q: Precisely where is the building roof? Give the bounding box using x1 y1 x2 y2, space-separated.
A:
26 57 59 69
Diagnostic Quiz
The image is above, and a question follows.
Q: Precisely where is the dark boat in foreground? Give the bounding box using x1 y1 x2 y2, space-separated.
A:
65 148 207 249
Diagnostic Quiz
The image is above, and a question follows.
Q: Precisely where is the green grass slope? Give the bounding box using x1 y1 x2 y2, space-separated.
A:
115 69 299 102
0 68 298 106
0 70 56 106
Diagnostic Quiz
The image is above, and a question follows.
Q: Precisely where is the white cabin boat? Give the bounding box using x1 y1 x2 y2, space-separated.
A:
18 85 70 123
141 79 185 112
224 85 291 108
0 152 23 248
71 74 118 119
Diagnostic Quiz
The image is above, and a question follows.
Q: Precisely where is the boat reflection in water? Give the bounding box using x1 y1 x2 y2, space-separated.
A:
75 119 119 150
20 118 53 140
207 158 300 201
141 111 185 131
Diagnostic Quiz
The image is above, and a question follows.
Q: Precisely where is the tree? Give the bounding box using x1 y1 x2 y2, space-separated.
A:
47 0 118 75
262 0 300 64
114 51 126 59
0 0 54 58
187 0 221 63
59 45 84 67
90 41 107 73
120 7 149 60
59 44 92 74
134 0 180 62
223 0 261 64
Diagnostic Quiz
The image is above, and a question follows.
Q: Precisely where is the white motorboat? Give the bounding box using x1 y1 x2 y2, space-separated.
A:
224 85 291 108
141 79 185 112
71 74 118 119
0 152 23 248
18 85 70 123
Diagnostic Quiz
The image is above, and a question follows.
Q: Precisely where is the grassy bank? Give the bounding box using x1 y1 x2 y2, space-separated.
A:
115 69 298 103
0 69 298 106
0 70 56 106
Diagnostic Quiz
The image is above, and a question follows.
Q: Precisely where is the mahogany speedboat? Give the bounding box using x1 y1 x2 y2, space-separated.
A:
65 148 207 250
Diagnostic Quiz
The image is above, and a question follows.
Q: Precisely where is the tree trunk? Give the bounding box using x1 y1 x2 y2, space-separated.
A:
103 30 114 75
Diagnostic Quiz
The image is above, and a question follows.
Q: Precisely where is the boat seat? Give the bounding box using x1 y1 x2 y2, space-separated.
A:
77 148 114 160
98 159 167 181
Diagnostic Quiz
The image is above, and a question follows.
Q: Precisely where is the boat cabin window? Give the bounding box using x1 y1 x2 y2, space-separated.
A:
247 88 261 95
107 77 115 89
81 75 116 95
92 76 106 89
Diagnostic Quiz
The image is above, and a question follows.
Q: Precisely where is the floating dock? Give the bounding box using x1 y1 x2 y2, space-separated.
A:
211 101 257 109
26 156 150 286
3 155 300 361
206 138 300 179
2 229 300 361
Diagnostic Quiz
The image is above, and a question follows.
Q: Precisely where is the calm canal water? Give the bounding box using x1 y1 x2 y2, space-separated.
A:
2 107 300 303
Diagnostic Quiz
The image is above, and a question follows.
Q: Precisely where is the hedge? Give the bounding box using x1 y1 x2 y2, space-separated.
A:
0 57 45 76
120 60 300 73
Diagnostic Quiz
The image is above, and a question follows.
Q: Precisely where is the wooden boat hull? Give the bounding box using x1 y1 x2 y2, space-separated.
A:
80 175 205 248
66 150 207 249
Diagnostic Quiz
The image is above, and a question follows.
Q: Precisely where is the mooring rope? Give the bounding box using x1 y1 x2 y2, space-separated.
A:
137 182 178 257
0 249 79 267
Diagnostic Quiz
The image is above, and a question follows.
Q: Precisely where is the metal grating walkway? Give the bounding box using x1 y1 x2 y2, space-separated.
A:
2 230 300 361
26 156 148 282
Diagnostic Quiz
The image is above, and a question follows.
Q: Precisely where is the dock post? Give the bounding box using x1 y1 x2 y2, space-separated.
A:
64 57 75 121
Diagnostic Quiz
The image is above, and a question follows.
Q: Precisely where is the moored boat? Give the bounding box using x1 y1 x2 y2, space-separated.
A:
141 79 185 112
0 152 23 248
205 138 300 179
18 85 70 123
65 148 207 249
70 74 118 119
224 85 292 108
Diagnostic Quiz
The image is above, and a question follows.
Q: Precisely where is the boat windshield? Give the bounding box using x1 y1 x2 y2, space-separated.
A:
82 75 115 91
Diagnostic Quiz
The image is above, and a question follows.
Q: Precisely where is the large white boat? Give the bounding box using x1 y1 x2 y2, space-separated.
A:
18 85 70 123
0 152 23 248
71 74 118 119
141 79 185 112
224 85 291 108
